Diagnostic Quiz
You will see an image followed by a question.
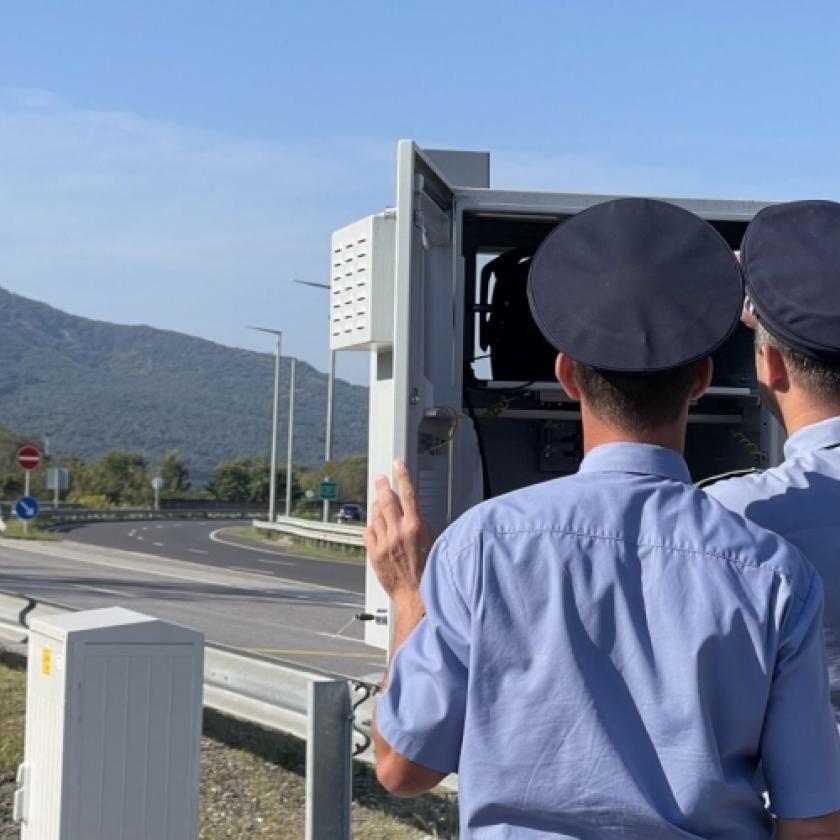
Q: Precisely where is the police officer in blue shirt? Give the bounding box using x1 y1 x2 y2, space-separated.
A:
364 198 840 838
704 200 840 727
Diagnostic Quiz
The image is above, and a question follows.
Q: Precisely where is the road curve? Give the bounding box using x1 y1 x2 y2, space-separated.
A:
0 523 383 680
55 519 365 595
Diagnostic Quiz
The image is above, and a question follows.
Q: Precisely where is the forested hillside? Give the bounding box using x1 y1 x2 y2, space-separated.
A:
0 288 368 482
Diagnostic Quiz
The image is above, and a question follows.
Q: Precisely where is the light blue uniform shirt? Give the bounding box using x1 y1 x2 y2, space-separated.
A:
706 416 840 719
377 443 840 838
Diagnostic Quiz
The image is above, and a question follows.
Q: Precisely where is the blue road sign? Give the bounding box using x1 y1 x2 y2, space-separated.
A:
15 496 39 520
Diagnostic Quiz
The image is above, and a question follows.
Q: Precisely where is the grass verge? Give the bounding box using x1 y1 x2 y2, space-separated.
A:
0 657 458 838
0 521 60 541
0 652 25 774
223 526 366 564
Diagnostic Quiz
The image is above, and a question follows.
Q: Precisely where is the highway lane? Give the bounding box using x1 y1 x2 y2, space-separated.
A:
0 523 383 682
55 519 364 594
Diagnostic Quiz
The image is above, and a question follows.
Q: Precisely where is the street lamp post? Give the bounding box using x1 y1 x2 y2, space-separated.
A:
322 349 335 522
290 278 335 523
247 326 282 522
285 357 296 518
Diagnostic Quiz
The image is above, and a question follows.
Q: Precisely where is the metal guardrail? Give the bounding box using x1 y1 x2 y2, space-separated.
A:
10 506 261 524
204 646 352 839
253 516 366 547
0 590 355 840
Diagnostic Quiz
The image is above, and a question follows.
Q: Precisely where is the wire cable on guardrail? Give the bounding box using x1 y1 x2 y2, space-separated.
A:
18 598 36 629
350 679 380 757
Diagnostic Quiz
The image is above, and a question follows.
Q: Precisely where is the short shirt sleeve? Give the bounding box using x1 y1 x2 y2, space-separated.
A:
762 568 840 817
375 534 472 774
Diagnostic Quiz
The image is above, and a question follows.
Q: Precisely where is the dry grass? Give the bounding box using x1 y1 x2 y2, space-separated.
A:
0 652 25 774
201 710 458 838
0 657 458 838
0 521 60 541
0 652 26 840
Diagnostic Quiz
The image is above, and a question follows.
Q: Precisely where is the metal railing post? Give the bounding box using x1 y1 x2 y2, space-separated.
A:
306 680 352 840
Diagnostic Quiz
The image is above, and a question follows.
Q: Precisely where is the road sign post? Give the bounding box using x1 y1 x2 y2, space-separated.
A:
24 472 29 536
17 446 41 535
46 468 70 509
151 477 163 512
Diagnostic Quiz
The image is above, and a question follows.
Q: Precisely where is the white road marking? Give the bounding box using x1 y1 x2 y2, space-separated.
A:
256 557 293 567
68 583 137 599
314 631 368 646
187 548 208 555
136 536 144 541
152 542 164 547
231 566 274 576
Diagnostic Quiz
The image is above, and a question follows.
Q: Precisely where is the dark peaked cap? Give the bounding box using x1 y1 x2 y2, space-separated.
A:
741 199 840 359
527 198 744 372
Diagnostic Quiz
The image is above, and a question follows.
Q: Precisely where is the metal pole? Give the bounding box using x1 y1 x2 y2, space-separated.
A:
285 358 296 518
54 478 59 510
269 333 282 522
305 681 352 840
154 484 160 512
322 349 336 522
23 471 30 536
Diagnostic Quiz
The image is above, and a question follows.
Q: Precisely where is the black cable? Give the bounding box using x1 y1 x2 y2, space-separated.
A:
463 367 492 499
504 380 536 394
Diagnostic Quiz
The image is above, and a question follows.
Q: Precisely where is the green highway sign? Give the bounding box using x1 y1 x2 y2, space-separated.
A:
319 480 338 501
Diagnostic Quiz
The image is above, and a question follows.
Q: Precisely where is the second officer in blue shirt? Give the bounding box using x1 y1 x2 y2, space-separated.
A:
704 200 840 726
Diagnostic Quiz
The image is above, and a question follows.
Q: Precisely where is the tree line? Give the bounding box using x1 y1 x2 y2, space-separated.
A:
0 438 368 511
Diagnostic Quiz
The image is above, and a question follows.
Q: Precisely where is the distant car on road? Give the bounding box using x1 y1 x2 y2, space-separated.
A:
337 503 365 524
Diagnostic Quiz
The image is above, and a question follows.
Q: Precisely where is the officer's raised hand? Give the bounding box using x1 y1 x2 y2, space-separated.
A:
366 462 447 795
364 461 433 612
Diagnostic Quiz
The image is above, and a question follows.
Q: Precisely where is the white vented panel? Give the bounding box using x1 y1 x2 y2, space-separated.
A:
330 213 395 350
18 608 203 840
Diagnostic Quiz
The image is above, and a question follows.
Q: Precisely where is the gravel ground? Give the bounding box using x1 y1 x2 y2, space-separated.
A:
0 655 458 838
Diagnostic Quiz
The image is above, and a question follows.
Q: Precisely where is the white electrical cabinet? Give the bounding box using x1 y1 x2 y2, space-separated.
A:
339 141 784 651
14 607 204 840
330 212 396 351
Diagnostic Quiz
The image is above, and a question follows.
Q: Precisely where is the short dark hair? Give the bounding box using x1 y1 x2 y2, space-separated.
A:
573 360 702 434
755 323 840 403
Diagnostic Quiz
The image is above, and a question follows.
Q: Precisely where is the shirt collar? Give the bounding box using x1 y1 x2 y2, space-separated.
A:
783 416 840 459
579 442 692 484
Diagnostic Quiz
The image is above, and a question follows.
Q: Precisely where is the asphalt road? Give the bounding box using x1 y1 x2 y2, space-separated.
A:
0 521 384 681
57 519 364 594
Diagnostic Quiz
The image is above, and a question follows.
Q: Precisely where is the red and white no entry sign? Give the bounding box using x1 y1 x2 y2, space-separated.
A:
17 446 42 471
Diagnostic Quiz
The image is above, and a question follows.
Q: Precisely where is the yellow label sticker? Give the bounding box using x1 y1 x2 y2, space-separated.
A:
41 647 52 676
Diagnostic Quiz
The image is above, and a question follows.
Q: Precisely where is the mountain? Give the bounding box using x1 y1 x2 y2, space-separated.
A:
0 287 368 482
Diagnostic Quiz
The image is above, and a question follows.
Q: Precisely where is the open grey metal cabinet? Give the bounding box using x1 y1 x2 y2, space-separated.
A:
332 140 784 650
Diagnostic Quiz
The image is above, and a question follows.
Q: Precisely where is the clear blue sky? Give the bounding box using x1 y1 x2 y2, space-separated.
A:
2 2 839 384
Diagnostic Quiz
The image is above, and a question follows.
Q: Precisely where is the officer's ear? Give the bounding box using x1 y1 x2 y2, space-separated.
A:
556 353 582 400
688 357 714 401
758 343 790 394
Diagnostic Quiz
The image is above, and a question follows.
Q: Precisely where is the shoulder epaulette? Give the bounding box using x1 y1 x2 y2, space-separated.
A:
696 467 761 490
